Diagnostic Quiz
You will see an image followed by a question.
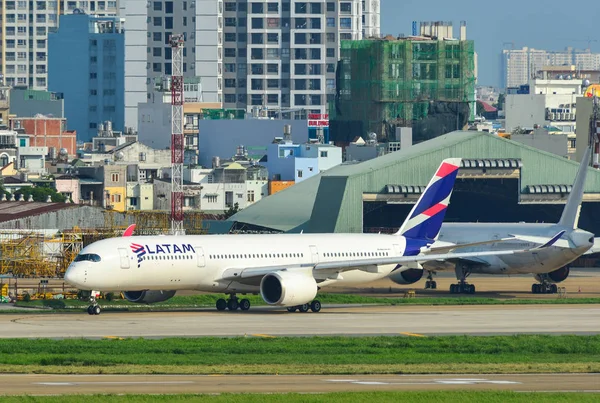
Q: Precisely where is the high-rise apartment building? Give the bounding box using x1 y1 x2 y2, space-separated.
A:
0 0 119 90
502 47 600 88
220 0 379 117
120 0 214 131
48 13 125 142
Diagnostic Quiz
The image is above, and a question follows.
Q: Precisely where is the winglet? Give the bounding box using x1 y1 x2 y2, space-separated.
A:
395 158 461 241
534 230 565 250
123 224 136 237
558 146 591 229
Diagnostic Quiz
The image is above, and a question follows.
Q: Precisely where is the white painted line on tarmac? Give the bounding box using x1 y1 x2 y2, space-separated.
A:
35 381 195 386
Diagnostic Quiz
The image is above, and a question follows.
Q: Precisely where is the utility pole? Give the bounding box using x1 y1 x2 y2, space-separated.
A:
170 34 185 234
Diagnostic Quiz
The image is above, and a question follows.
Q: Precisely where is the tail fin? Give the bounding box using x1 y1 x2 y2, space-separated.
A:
395 158 461 240
558 146 591 229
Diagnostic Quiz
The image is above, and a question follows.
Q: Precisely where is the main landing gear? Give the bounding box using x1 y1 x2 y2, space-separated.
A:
450 266 476 294
216 294 251 311
532 282 558 294
424 271 437 289
286 300 322 313
87 295 101 315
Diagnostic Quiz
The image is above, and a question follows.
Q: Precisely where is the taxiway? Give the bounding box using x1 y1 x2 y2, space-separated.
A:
1 304 599 338
1 373 600 395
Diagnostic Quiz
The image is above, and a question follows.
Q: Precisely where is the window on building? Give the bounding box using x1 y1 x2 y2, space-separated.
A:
251 2 263 13
327 17 335 28
297 170 303 178
252 18 263 29
340 18 351 29
247 190 255 202
153 47 162 57
225 2 236 11
340 2 352 13
111 173 120 182
320 151 328 158
327 2 335 12
153 1 162 10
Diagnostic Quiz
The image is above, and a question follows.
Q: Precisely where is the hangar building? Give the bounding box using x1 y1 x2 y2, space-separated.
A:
216 131 600 236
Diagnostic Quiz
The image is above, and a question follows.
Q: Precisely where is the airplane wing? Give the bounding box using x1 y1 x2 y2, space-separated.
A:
425 237 517 254
221 234 563 282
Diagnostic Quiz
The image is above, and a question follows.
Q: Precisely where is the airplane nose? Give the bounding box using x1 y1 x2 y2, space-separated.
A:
64 265 84 288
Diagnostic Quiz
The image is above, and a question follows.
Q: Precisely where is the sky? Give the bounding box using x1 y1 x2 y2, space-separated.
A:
380 0 599 87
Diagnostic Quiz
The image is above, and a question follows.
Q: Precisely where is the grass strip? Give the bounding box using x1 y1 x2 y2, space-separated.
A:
2 362 600 375
0 335 599 374
11 293 600 311
2 392 600 403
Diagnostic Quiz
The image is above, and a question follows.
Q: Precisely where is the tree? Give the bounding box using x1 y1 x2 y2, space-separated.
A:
494 93 506 110
224 202 240 219
476 101 485 117
14 186 66 203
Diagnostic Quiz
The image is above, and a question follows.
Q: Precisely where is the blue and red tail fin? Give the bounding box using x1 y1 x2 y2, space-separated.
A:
395 158 461 241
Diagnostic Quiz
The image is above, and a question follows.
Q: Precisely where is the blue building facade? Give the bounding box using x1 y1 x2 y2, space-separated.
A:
48 12 125 142
265 141 342 183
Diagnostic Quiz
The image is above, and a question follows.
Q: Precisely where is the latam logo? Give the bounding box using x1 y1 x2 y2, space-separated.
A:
130 243 196 268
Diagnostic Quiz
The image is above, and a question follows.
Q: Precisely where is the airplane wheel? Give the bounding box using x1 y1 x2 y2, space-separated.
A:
310 300 321 313
431 281 437 289
469 284 475 294
87 306 94 315
531 284 537 294
299 304 310 313
287 307 297 312
216 298 227 311
240 299 251 311
449 284 455 294
425 280 431 289
93 306 101 315
227 299 239 311
551 284 558 294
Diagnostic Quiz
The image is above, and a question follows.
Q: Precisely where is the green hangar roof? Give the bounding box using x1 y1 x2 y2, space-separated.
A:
228 131 600 234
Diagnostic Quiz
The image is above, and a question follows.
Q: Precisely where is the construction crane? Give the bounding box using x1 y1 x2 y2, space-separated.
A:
170 34 185 235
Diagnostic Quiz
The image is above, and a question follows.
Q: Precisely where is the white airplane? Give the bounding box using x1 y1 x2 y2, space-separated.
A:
65 158 567 315
388 147 596 294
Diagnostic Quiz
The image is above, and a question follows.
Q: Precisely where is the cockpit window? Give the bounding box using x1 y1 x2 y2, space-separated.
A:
74 253 101 263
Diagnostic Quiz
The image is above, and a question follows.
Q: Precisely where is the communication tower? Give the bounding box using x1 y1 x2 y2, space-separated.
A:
170 34 185 234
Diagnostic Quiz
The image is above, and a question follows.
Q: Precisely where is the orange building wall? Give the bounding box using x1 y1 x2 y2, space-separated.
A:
269 180 295 195
14 118 77 156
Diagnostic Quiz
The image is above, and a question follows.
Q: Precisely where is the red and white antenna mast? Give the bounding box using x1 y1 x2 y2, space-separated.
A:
170 34 185 234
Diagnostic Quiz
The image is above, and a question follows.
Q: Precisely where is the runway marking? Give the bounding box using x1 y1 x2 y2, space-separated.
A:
400 332 427 338
251 333 276 338
103 336 125 340
326 378 522 386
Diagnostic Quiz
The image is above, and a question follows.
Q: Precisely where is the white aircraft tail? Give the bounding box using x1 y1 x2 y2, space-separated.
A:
558 146 591 230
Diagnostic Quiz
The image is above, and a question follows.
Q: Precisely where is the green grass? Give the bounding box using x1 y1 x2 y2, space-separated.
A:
11 293 600 312
2 392 600 402
1 335 600 375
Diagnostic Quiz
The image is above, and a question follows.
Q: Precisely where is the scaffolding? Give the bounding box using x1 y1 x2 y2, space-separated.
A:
0 211 207 278
333 38 476 141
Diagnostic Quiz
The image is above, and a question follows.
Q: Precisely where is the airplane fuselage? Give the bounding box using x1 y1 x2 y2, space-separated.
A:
427 222 593 275
66 233 417 293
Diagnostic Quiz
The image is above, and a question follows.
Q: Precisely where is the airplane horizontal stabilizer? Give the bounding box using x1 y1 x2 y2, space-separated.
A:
509 230 568 249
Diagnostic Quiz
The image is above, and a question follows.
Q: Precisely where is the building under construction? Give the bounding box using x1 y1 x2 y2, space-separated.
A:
331 21 476 145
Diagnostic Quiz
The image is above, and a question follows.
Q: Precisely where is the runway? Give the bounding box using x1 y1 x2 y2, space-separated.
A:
1 304 599 338
1 373 600 395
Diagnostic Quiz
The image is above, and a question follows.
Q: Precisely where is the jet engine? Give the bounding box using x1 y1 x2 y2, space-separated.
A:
534 266 570 284
388 268 424 285
260 270 317 306
123 290 177 304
